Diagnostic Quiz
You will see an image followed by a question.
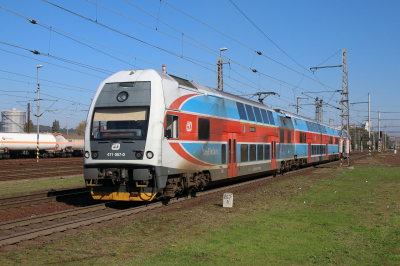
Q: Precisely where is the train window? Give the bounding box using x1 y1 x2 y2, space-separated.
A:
303 133 306 143
280 129 285 143
92 107 149 140
267 111 275 125
245 105 256 121
233 140 236 163
228 140 231 164
166 114 179 139
287 131 292 144
236 102 248 120
241 144 248 162
253 107 263 123
299 132 303 143
264 144 270 160
198 118 210 140
221 144 226 164
257 145 263 160
250 144 257 161
261 109 270 124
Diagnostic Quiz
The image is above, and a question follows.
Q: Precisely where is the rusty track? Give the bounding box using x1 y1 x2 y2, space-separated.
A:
0 187 88 210
0 158 83 181
0 154 368 247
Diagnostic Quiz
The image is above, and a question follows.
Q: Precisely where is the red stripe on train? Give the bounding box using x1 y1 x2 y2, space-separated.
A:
169 94 199 110
169 142 214 166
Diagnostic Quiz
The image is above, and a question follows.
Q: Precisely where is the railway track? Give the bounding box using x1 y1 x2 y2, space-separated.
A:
0 187 88 210
0 158 83 181
0 153 368 247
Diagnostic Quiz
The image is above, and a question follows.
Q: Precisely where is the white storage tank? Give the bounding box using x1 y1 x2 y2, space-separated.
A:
1 108 26 133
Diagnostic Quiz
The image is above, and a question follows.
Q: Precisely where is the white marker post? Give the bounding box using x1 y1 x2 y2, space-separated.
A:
223 193 233 208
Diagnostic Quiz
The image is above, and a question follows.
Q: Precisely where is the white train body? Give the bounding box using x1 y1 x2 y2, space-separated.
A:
83 69 344 202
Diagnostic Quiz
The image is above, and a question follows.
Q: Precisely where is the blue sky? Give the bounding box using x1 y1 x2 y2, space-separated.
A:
0 0 399 135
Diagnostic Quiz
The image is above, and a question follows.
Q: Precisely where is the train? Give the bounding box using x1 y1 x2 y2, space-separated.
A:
0 133 84 159
83 69 347 201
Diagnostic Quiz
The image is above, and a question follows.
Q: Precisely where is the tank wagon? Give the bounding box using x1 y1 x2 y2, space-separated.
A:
83 69 347 201
0 133 84 159
55 135 84 157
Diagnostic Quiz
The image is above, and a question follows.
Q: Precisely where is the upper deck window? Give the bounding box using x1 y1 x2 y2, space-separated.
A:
236 102 248 120
245 105 256 121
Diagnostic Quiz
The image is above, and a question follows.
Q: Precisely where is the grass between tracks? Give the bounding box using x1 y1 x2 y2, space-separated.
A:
0 175 84 198
2 158 400 265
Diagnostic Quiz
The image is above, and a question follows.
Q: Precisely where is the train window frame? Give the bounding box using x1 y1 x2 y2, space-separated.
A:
228 140 231 164
267 111 275 125
241 144 248 162
166 114 179 139
303 133 306 143
250 144 257 161
233 139 237 163
257 144 263 160
280 129 285 143
245 105 256 121
236 102 248 120
221 144 226 164
198 118 210 140
287 131 292 144
299 131 303 143
253 107 263 123
264 144 270 160
260 109 270 124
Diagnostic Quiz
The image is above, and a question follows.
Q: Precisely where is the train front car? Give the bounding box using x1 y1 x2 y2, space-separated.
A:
84 69 167 201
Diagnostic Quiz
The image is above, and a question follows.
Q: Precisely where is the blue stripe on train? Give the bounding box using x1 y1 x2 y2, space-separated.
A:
180 142 226 165
181 95 240 120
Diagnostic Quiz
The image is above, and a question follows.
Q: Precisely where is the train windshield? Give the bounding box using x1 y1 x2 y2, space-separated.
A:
91 107 149 140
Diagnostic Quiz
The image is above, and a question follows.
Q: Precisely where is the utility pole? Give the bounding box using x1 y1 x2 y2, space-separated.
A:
315 98 323 122
216 47 228 91
368 93 371 157
36 65 43 164
378 111 381 153
340 49 349 166
27 103 30 133
385 125 387 151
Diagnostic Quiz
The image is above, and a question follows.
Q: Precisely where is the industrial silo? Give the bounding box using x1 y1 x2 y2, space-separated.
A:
1 108 26 133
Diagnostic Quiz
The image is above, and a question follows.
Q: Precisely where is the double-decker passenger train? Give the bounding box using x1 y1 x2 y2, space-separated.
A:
83 69 347 201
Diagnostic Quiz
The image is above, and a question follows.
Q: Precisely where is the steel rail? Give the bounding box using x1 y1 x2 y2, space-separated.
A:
0 187 88 210
0 153 368 247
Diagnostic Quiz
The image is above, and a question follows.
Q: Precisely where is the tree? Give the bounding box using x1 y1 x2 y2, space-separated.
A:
76 120 86 136
24 120 34 133
52 120 60 133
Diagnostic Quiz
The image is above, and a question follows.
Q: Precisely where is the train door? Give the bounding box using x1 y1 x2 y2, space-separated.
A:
227 133 237 178
308 143 311 163
271 139 276 170
326 143 328 160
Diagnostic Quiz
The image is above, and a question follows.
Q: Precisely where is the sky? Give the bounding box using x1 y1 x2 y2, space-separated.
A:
0 0 399 135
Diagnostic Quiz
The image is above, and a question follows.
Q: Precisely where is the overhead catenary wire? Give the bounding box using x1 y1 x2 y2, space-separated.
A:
2 4 338 107
158 0 339 95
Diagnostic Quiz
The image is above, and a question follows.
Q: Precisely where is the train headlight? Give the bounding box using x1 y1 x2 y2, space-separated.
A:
85 151 90 158
92 152 99 159
146 151 154 159
135 151 143 159
117 91 129 102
